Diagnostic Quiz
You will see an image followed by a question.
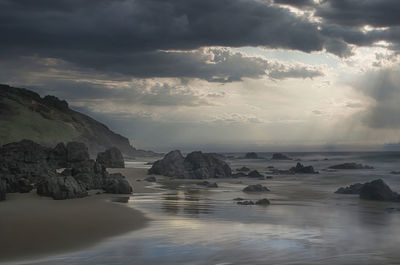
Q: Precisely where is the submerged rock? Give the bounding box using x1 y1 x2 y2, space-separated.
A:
244 152 259 159
329 163 374 170
255 198 270 205
103 173 133 194
96 147 125 168
196 181 218 188
237 200 254 205
271 153 292 160
232 172 247 178
359 179 399 201
290 163 318 174
145 176 157 182
243 184 270 192
148 150 231 179
37 174 88 200
236 166 250 172
335 183 364 194
248 170 265 179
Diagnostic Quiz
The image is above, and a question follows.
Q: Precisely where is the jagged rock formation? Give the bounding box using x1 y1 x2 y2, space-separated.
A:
290 163 318 174
236 166 250 172
271 153 292 160
0 84 156 157
148 150 231 179
359 179 399 201
96 147 125 168
37 174 88 200
0 179 6 201
329 163 374 170
103 173 133 194
335 179 400 202
335 183 364 194
243 184 270 192
244 152 259 159
247 170 265 179
0 139 133 200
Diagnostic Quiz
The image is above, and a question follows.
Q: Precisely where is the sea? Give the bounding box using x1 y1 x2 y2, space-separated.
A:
18 152 400 265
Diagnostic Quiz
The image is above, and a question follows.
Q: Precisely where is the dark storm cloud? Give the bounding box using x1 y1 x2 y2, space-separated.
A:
0 0 329 80
316 0 400 28
354 66 400 128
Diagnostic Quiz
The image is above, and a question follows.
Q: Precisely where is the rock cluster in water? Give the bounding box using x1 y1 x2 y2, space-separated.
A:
335 179 400 201
0 140 132 201
236 198 270 205
244 152 260 159
289 163 318 174
271 153 292 160
329 163 374 170
243 184 270 192
148 150 231 179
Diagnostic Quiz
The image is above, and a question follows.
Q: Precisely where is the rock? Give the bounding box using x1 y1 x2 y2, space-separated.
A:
390 171 400 175
145 176 157 182
103 173 133 194
255 198 270 205
96 147 125 168
244 152 259 159
335 183 364 194
66 142 90 163
37 174 88 200
248 170 265 179
233 197 244 201
15 178 33 193
359 179 399 201
0 179 6 201
271 153 292 160
196 181 218 188
329 163 374 170
232 173 247 178
48 142 68 168
148 150 186 178
243 184 270 192
71 160 108 190
148 150 232 179
237 200 254 205
236 166 250 172
266 176 273 179
290 163 318 174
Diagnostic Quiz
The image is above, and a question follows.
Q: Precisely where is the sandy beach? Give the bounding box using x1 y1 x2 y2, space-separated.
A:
0 167 156 263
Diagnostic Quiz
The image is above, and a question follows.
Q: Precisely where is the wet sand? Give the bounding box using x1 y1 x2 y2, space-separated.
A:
0 168 154 263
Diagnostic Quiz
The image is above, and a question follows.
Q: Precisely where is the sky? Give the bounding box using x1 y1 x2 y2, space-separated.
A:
1 0 400 152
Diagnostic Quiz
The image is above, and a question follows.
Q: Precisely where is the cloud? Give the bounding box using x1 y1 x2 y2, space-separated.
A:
267 62 324 79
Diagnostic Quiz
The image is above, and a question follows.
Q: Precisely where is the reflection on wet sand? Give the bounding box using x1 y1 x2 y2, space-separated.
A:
161 190 214 216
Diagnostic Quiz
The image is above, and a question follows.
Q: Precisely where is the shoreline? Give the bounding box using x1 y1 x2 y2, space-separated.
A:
0 167 155 263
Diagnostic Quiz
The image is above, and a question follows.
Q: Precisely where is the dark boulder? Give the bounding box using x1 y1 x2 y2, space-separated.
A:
237 200 254 205
37 174 88 200
148 150 186 178
329 163 374 170
244 152 259 159
290 163 318 174
66 142 90 163
196 181 218 188
271 153 292 160
103 173 133 194
236 166 250 172
0 179 6 201
359 179 399 201
255 198 270 205
48 142 68 168
96 147 125 168
232 172 247 178
243 184 270 192
71 160 107 190
148 150 232 179
145 176 156 182
335 183 364 194
248 170 265 179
